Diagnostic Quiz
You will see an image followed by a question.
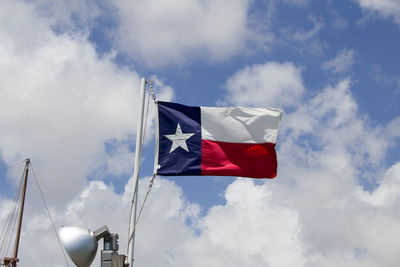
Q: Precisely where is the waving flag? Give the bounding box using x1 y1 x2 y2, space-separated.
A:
156 101 283 178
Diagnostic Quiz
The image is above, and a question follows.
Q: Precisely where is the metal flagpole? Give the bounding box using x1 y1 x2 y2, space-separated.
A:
128 77 146 266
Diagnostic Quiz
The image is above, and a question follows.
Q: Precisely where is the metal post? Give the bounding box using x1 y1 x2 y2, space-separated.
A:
127 78 146 266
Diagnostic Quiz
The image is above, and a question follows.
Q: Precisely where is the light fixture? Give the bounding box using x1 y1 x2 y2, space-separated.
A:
59 226 98 267
60 225 127 267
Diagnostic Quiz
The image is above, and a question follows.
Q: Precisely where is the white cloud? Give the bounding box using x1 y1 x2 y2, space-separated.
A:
322 49 356 74
113 0 270 68
282 16 324 42
218 64 400 265
386 116 400 139
0 176 200 267
0 0 173 205
222 61 305 108
2 72 400 266
190 180 305 267
283 78 389 168
356 0 400 24
9 160 400 266
281 16 327 55
360 162 400 207
1 1 400 266
23 0 274 69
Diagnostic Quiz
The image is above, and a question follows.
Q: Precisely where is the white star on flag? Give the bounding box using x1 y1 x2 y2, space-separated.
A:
165 123 195 153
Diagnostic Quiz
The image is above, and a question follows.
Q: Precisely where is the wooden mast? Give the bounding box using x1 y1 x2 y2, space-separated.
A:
3 158 30 267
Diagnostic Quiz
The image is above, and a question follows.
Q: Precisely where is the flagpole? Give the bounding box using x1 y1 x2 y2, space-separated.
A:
128 77 146 266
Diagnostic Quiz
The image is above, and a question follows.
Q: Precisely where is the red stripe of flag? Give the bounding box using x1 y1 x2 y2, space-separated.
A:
201 140 277 178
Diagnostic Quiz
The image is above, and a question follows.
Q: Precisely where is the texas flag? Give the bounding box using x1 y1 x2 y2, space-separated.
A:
156 101 283 178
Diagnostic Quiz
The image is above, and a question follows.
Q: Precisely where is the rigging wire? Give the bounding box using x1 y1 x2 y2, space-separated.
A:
135 174 156 226
0 189 17 257
0 198 17 258
0 159 26 260
126 173 157 249
0 168 24 260
29 162 70 267
5 195 21 257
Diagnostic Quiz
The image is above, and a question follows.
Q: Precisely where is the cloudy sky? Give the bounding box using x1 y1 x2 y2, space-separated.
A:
0 0 400 266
